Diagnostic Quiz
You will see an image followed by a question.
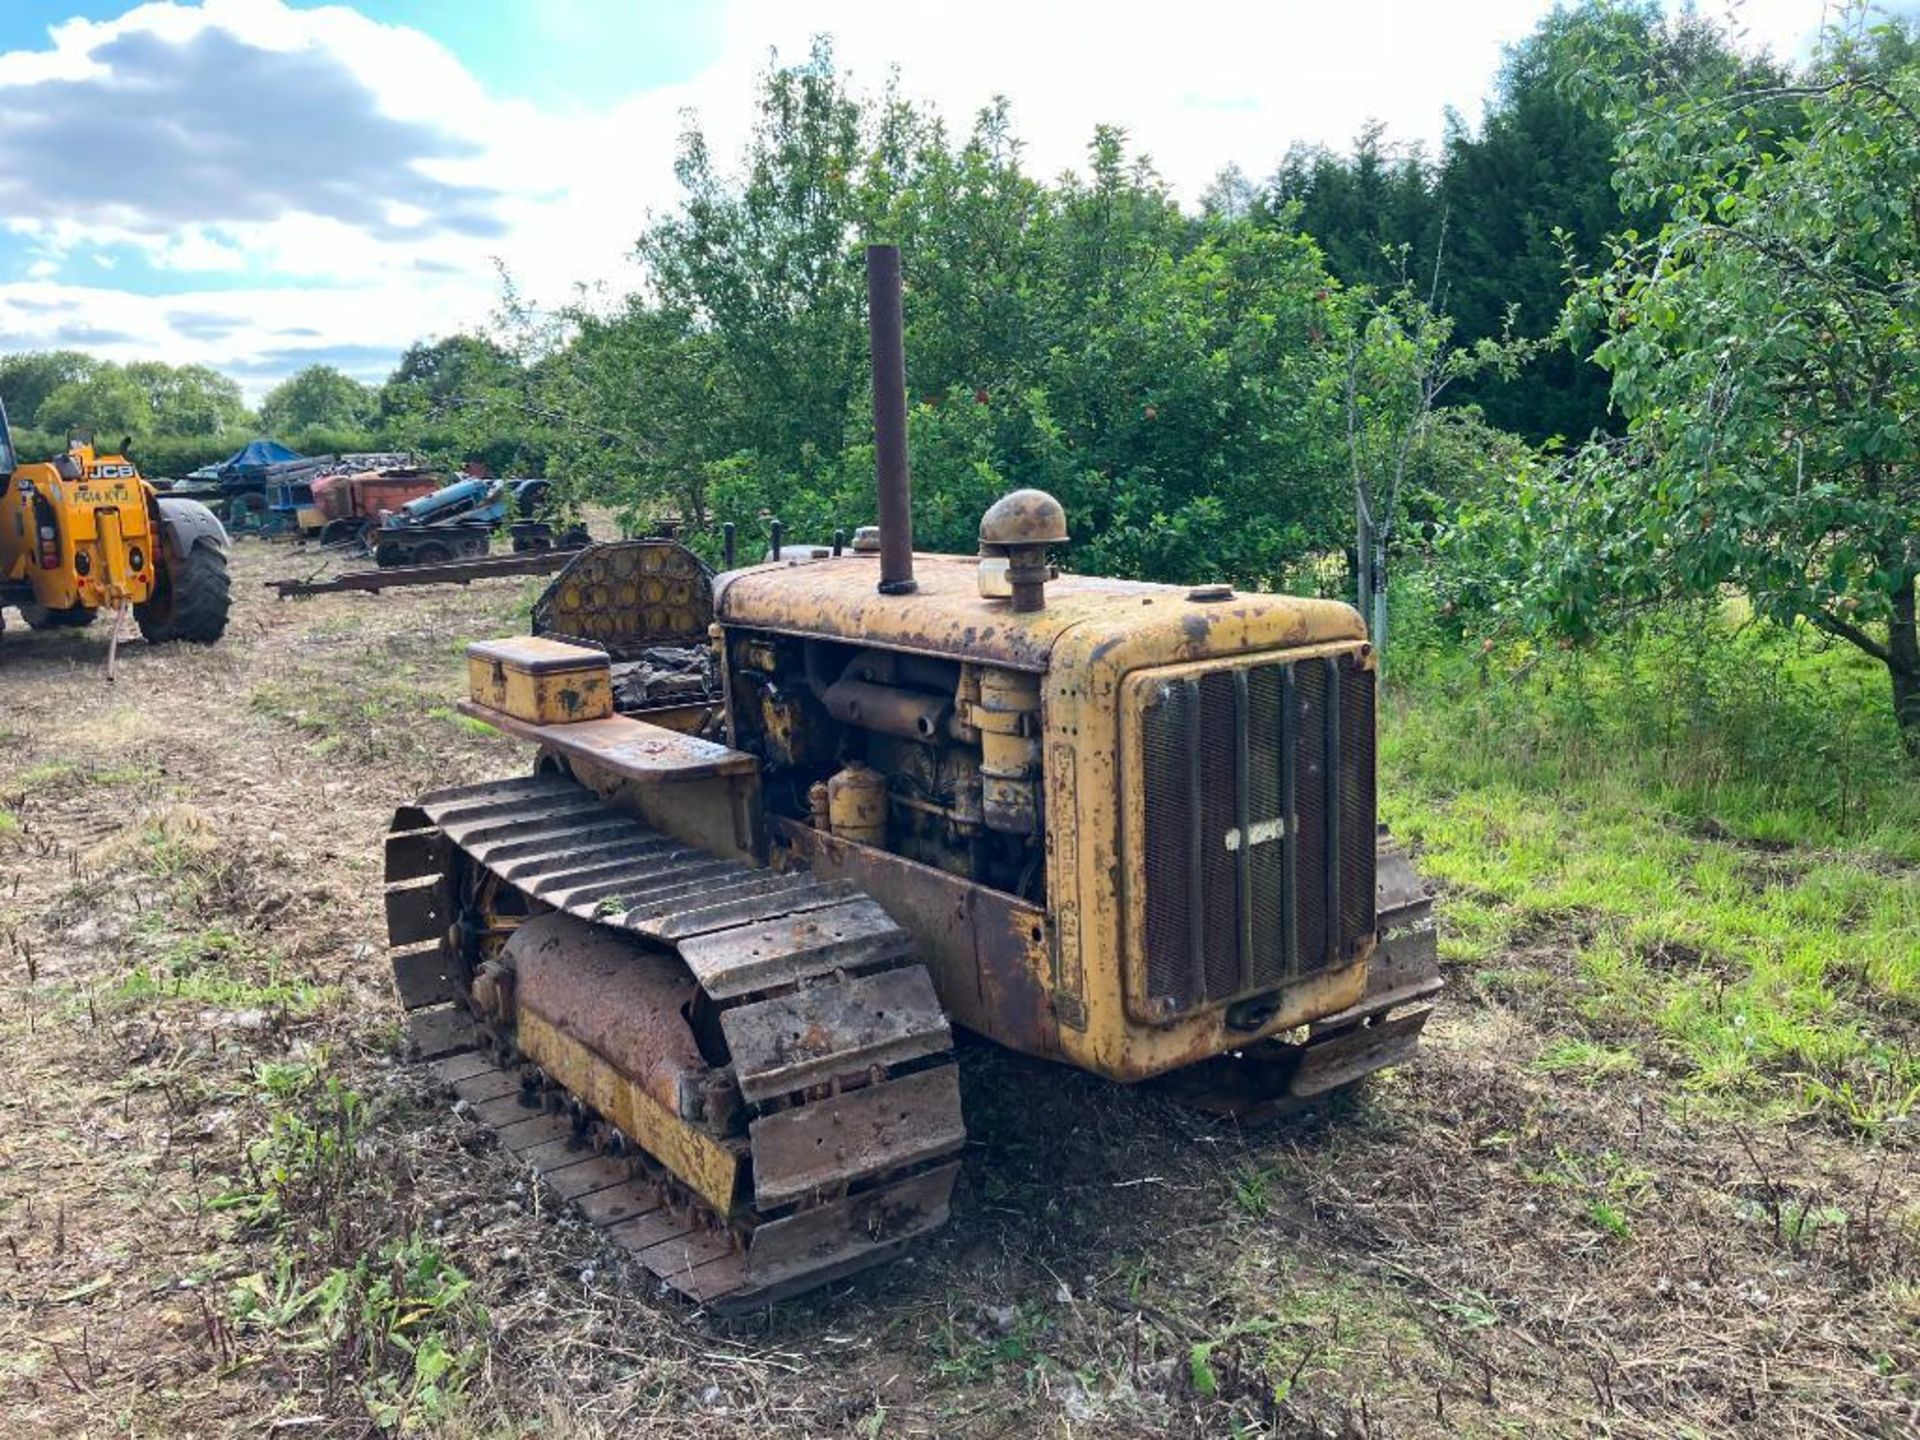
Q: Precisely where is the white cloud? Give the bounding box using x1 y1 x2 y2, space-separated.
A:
0 276 470 387
0 0 1841 400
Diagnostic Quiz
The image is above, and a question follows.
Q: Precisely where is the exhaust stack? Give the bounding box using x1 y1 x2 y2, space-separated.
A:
866 244 917 595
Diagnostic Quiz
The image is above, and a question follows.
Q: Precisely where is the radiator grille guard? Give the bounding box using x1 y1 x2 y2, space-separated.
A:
1129 648 1377 1020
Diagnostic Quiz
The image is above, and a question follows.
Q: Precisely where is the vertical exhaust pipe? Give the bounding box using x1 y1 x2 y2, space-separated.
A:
866 244 917 595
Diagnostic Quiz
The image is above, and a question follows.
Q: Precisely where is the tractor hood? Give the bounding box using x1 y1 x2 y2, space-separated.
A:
713 553 1364 674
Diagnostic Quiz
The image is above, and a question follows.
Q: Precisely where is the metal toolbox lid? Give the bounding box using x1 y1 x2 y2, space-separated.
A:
466 636 612 676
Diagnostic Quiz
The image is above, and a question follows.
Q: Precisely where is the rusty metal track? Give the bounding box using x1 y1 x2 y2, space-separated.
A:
384 774 965 1312
268 547 585 598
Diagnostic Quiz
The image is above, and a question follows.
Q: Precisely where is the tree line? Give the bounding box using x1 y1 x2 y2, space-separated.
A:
0 334 530 479
0 2 1913 753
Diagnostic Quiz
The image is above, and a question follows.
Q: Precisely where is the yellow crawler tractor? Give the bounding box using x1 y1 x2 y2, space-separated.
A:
0 402 231 646
385 248 1439 1310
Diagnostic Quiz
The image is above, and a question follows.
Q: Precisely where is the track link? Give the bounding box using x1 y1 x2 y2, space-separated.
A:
384 774 965 1312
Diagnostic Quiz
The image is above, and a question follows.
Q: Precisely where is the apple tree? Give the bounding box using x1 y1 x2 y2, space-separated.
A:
1465 32 1920 757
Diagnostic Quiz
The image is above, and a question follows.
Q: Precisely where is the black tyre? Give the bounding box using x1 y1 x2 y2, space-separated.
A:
411 542 453 566
374 541 408 568
136 542 231 645
20 603 97 630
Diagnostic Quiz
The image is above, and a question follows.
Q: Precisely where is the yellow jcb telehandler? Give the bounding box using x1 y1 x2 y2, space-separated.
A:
0 399 231 646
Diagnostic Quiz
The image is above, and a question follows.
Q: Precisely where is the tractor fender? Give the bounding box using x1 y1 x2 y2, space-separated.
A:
154 495 230 560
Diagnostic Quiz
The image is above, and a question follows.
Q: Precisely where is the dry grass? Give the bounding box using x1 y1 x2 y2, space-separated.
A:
0 540 1915 1438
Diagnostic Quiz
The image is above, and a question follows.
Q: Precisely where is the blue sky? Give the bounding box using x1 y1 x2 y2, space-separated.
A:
0 0 1839 400
0 1 727 105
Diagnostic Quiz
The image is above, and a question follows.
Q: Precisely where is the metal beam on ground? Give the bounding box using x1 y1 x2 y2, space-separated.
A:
266 547 585 598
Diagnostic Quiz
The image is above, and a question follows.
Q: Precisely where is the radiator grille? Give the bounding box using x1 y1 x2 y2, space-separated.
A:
1136 652 1376 1017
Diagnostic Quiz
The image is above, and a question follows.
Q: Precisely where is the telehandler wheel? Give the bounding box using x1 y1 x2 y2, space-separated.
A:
19 603 97 630
135 541 231 645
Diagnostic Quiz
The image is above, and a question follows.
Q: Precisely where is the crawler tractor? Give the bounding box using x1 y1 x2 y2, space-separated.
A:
385 248 1439 1310
0 402 231 646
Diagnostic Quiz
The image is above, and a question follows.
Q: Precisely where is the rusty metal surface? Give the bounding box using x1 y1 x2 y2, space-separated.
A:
385 882 449 947
617 873 794 929
429 1052 493 1085
496 837 678 888
384 828 446 885
517 1006 747 1214
979 490 1069 612
452 1069 523 1105
532 540 714 658
1375 834 1434 930
749 1065 965 1208
414 774 574 814
643 878 860 941
631 1224 737 1287
508 913 708 1121
456 705 757 782
575 1175 667 1227
1120 646 1376 1024
440 806 613 852
1315 931 1439 1032
715 554 1363 675
718 1239 918 1313
468 635 613 676
496 1113 580 1154
426 778 604 831
468 1098 545 1136
773 817 1060 1059
821 677 951 741
388 773 968 1310
677 898 912 1001
406 1008 477 1059
721 967 951 1102
466 638 613 727
390 943 460 1010
866 245 918 596
747 1161 959 1288
1290 1006 1434 1098
542 1154 642 1205
1299 833 1440 1033
666 1252 755 1306
398 967 964 1310
979 488 1069 547
538 854 736 912
1152 992 1436 1118
408 777 848 949
584 766 764 868
269 546 582 597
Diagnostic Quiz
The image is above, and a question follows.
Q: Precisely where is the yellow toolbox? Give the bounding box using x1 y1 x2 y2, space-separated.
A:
466 637 613 725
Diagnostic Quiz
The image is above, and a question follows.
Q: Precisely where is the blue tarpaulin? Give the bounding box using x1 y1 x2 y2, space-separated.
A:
217 439 303 476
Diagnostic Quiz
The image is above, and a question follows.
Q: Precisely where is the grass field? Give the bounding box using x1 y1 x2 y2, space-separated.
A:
0 545 1914 1438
